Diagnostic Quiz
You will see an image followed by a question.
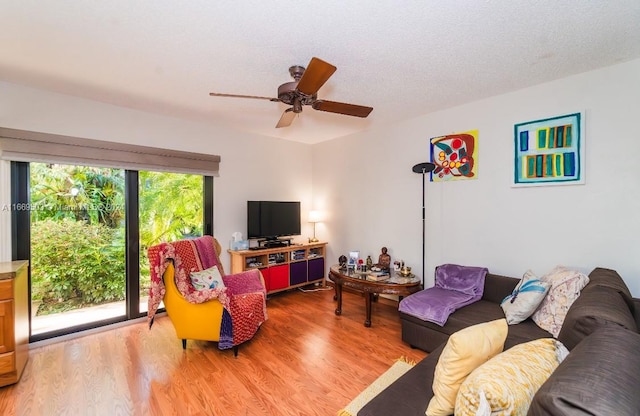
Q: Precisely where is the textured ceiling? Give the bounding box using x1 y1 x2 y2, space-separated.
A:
1 1 640 144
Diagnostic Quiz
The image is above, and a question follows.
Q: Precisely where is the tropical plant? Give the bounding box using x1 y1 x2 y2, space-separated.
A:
138 171 203 295
31 218 125 312
138 171 203 246
30 163 125 227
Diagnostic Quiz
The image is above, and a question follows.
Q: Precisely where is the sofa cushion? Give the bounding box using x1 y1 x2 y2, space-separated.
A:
400 304 551 354
557 284 638 350
401 300 506 335
357 344 445 416
426 319 507 416
504 319 552 350
501 270 550 324
529 325 640 415
455 338 568 416
481 273 519 304
531 266 589 337
400 315 451 353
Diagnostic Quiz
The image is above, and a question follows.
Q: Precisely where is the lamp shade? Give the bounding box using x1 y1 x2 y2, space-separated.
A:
308 210 322 223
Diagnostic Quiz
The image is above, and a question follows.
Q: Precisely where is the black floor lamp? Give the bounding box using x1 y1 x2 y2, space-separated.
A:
412 162 436 287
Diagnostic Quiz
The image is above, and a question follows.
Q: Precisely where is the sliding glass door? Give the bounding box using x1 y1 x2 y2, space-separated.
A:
138 171 204 313
12 162 212 341
29 163 127 335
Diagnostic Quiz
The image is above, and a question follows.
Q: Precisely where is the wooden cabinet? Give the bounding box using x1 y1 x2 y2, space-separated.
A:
0 260 29 387
229 242 327 295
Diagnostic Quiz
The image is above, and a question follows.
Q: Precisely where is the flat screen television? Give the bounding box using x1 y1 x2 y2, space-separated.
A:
247 201 301 241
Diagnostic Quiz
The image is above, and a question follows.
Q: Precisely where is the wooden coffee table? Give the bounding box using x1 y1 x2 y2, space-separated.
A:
328 264 422 327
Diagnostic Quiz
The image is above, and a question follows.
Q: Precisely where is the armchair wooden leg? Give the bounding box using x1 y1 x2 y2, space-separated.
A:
182 339 187 350
233 346 239 357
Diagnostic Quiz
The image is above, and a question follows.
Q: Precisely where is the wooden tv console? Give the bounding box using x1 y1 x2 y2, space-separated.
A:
228 242 327 295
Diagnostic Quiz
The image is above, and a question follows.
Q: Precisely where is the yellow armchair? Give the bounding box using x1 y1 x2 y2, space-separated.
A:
149 236 267 356
162 261 224 349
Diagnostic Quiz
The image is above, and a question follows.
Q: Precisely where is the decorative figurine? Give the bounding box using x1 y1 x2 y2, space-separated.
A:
338 255 347 269
375 247 391 271
366 255 373 270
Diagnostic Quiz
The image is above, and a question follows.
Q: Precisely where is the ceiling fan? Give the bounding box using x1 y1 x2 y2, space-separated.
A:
209 57 373 128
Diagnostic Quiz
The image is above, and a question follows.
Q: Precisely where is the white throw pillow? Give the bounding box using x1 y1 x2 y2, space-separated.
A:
190 265 226 291
501 270 550 325
531 266 589 337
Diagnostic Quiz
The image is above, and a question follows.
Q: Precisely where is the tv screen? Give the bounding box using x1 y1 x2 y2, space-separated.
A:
247 201 301 240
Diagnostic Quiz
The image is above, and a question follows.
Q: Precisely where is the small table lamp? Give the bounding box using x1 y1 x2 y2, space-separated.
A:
308 210 322 243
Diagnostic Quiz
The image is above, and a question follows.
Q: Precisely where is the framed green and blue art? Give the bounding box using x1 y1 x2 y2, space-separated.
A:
513 112 585 187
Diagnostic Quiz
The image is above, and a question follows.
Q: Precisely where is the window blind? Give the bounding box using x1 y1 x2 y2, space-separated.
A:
0 127 220 176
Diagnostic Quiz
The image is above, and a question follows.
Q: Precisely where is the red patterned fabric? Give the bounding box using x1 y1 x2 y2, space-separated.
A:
229 292 267 345
223 270 269 345
147 236 267 348
147 236 228 324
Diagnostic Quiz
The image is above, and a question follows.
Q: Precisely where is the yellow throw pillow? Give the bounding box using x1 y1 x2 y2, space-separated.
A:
455 338 569 416
425 319 508 416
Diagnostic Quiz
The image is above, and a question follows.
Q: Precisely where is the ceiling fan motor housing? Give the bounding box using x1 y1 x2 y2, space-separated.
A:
277 81 317 109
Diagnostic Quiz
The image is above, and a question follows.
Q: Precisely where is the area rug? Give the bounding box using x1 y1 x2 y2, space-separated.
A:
338 358 415 416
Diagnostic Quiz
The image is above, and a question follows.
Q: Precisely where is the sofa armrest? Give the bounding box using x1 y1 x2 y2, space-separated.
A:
558 284 638 350
529 325 640 415
635 298 640 329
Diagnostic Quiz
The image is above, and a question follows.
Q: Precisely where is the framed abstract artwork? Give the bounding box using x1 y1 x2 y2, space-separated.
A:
514 112 585 187
429 130 478 182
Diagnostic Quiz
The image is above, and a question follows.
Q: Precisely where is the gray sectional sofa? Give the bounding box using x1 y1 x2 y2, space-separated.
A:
358 267 640 415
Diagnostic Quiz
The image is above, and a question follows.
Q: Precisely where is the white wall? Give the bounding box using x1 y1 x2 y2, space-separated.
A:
313 58 640 296
0 81 314 273
3 59 639 297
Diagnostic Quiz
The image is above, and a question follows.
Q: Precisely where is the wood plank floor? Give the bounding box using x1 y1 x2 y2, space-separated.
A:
0 287 427 416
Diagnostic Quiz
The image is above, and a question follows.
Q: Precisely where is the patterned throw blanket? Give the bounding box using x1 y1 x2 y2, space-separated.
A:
147 235 267 349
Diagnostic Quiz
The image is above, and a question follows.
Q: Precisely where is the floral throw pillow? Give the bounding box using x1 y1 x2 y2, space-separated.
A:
190 265 226 291
501 270 550 325
531 266 589 337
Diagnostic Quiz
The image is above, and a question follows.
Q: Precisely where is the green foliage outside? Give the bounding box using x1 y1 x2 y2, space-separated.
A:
30 163 125 227
30 163 203 315
138 171 203 296
31 219 125 313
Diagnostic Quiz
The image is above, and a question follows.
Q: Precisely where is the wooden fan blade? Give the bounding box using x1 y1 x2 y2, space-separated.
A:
276 108 297 128
312 100 373 118
296 57 337 96
209 92 279 102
